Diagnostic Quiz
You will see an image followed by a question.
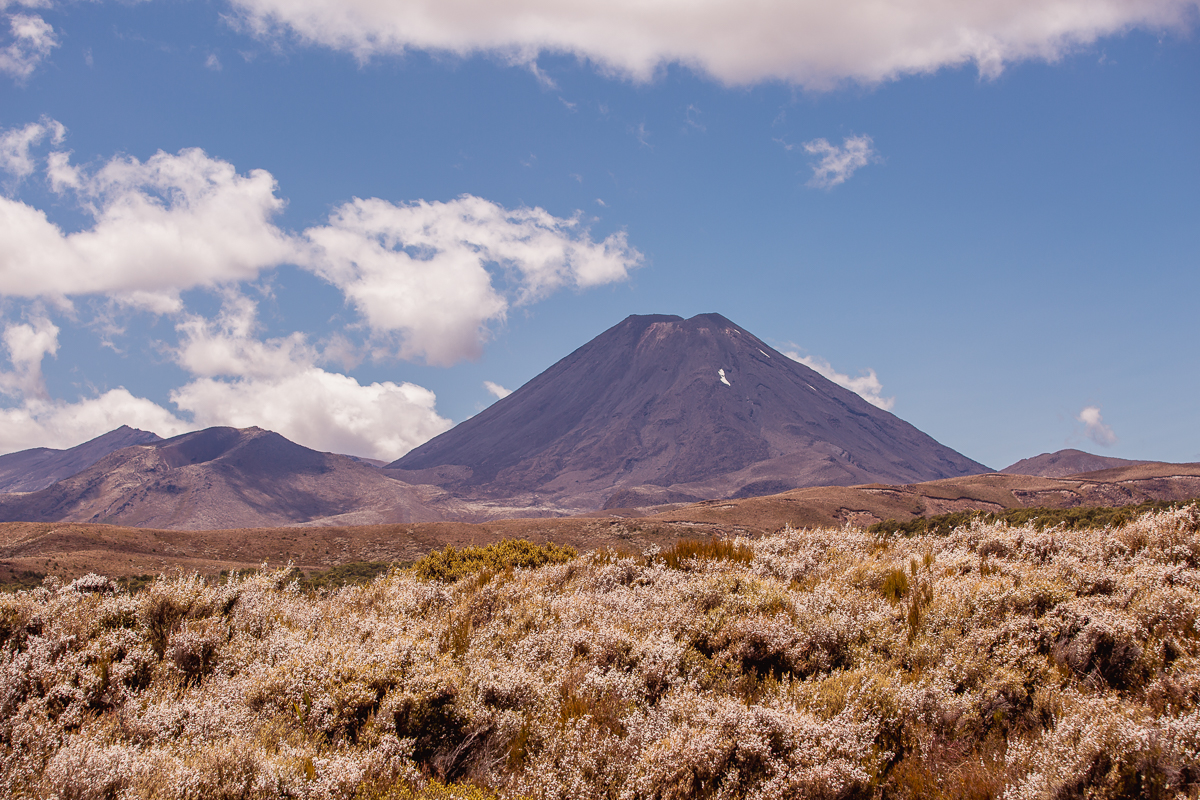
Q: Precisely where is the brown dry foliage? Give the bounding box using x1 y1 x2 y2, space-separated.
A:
2 507 1200 798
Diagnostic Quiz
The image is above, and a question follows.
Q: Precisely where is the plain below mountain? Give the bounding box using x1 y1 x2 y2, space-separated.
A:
389 313 990 512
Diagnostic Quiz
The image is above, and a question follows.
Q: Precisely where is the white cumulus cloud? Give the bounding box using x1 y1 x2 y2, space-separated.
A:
0 9 58 82
224 0 1199 88
0 313 190 454
170 295 452 460
174 292 315 380
783 349 895 411
803 135 877 189
0 311 57 400
0 131 642 457
171 370 450 461
1077 405 1117 447
0 297 457 459
0 145 296 309
302 194 642 366
0 131 640 364
0 390 190 454
0 313 58 398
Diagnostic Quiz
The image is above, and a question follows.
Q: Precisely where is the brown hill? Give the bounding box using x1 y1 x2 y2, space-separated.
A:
0 426 162 493
1000 448 1150 478
4 462 1198 587
0 426 474 530
390 313 988 511
640 461 1200 531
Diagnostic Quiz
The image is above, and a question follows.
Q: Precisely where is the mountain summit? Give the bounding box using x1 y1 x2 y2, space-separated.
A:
389 313 988 510
0 425 163 493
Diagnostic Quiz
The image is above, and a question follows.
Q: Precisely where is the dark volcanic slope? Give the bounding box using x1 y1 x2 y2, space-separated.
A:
0 426 162 493
0 426 465 529
1000 449 1150 478
390 313 989 509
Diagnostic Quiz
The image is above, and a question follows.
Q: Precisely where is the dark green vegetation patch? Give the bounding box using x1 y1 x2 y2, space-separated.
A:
411 539 577 583
0 569 46 593
870 499 1200 538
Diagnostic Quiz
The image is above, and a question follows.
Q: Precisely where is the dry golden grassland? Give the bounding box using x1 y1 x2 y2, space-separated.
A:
3 507 1200 799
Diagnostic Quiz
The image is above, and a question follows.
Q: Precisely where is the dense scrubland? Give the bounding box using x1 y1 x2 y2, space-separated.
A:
3 507 1200 799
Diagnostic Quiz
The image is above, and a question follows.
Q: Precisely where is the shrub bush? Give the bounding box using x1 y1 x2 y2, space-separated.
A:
870 499 1200 537
411 540 576 583
658 536 754 570
1 507 1199 798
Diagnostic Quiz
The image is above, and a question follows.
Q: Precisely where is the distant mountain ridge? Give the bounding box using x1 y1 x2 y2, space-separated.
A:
0 426 469 530
1000 449 1151 478
390 313 989 510
0 426 163 493
0 313 1005 526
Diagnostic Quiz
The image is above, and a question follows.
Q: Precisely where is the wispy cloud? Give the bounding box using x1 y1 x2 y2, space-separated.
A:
1077 405 1117 447
483 380 512 400
0 10 58 82
782 348 894 410
523 59 557 90
0 116 65 184
803 134 876 189
631 122 652 148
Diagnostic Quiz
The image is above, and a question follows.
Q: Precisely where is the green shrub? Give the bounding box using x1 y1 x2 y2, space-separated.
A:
870 499 1200 538
411 539 576 583
299 561 397 591
0 570 46 593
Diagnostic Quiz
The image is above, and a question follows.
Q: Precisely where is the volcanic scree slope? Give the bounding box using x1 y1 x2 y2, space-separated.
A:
390 313 988 509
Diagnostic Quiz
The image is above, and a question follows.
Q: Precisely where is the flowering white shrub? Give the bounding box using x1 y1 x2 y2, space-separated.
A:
1 507 1199 798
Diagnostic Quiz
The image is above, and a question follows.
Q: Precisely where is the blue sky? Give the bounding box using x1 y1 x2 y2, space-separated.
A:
0 0 1197 469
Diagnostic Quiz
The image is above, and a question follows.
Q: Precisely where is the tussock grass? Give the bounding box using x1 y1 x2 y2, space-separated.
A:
4 512 1200 798
657 536 753 570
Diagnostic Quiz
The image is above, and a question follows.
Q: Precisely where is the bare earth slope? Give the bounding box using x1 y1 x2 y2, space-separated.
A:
390 313 989 511
0 426 471 530
1000 448 1150 477
0 426 162 493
